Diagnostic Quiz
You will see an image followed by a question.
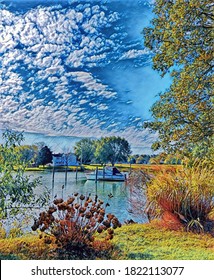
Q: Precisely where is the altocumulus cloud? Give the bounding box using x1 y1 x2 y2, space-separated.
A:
0 0 159 152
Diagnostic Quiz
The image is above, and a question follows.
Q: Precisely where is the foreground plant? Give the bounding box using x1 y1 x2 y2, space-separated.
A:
32 193 121 259
146 164 214 233
0 130 49 234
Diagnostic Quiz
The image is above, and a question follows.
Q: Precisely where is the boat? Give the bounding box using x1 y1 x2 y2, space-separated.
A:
86 166 126 181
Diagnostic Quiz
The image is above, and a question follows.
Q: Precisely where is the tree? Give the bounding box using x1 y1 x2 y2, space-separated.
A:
74 138 96 164
143 0 214 161
0 130 48 219
18 145 38 166
95 136 131 166
136 154 151 164
36 145 53 166
128 155 136 164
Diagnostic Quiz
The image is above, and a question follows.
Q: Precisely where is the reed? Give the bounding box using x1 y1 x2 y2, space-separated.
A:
146 163 214 233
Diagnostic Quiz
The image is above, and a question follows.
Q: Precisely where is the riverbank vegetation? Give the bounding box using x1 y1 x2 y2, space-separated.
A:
1 221 214 260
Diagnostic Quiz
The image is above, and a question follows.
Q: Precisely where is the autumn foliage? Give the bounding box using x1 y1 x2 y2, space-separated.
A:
145 164 214 233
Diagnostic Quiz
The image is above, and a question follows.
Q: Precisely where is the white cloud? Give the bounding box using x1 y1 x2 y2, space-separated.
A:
119 49 151 60
69 71 116 98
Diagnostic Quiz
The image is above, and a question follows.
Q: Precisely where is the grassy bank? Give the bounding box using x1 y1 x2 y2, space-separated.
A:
112 223 214 260
82 163 181 173
0 222 213 260
24 163 181 173
25 166 83 172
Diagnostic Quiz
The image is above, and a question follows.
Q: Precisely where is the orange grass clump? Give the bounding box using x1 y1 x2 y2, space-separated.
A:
145 164 214 233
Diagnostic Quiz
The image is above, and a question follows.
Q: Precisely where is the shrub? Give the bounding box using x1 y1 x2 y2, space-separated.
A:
146 164 214 233
32 193 121 259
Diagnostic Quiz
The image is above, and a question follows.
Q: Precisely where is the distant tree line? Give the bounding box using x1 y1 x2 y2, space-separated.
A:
74 136 131 166
73 137 181 166
1 142 53 167
2 135 181 168
129 153 181 165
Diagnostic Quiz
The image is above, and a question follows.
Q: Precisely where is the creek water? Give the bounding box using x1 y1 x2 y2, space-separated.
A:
28 170 148 224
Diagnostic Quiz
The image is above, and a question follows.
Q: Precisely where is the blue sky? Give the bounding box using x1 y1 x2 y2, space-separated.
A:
0 0 171 154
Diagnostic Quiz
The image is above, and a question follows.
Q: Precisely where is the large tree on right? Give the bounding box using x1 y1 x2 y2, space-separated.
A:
143 0 213 161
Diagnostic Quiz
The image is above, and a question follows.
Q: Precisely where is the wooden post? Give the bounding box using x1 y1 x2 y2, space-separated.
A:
62 184 64 200
76 167 78 180
95 166 98 183
51 166 55 200
52 166 55 189
103 166 105 179
65 165 68 187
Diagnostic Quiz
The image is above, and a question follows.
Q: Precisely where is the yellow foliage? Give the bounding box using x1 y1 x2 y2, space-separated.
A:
146 164 214 232
0 224 6 239
0 234 57 260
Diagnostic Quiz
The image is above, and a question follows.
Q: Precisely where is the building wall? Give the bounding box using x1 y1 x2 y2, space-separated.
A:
53 154 79 166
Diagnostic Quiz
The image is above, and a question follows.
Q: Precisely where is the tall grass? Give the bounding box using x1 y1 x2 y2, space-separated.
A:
146 164 214 233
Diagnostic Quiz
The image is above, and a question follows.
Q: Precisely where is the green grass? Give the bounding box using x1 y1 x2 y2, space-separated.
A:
24 163 181 173
25 166 83 172
112 223 214 260
0 223 213 260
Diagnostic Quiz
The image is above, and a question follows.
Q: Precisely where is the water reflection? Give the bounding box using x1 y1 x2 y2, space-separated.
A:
31 171 147 223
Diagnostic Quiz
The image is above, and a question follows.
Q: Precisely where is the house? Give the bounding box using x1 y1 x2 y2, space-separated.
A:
52 153 79 166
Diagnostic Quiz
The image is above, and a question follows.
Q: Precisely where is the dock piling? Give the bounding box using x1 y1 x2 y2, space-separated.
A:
95 167 98 183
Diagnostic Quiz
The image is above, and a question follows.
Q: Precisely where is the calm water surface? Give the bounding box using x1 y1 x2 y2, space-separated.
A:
28 170 148 224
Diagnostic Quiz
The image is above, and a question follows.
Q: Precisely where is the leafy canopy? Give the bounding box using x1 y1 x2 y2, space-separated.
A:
95 136 131 166
143 0 214 160
74 138 96 164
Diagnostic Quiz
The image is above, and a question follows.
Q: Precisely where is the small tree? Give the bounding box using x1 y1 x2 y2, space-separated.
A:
19 145 38 166
95 136 131 166
0 130 48 220
36 145 53 167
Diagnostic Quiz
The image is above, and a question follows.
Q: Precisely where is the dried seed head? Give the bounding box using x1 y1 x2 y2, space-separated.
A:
75 203 80 209
48 206 57 214
97 226 103 233
85 212 92 219
103 220 111 228
58 202 68 211
97 215 104 223
79 207 86 213
99 210 105 216
67 197 75 204
53 198 63 205
107 228 114 235
108 234 114 240
107 214 114 220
